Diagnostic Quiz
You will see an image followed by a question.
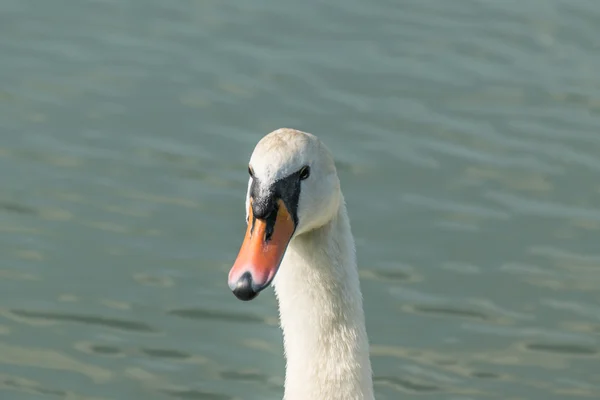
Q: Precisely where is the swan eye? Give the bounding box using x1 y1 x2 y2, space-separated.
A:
248 165 254 178
299 166 310 180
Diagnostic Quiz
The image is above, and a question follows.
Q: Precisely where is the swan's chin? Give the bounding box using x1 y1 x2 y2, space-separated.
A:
228 199 295 301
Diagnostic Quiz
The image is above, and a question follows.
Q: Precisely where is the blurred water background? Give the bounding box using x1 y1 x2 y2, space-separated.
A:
0 0 599 399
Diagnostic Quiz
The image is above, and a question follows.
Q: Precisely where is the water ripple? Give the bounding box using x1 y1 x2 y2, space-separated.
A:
525 342 598 356
161 388 234 400
486 191 600 220
167 308 266 324
8 309 156 333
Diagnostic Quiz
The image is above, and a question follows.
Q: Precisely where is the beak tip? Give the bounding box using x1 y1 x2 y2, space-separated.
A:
229 271 260 301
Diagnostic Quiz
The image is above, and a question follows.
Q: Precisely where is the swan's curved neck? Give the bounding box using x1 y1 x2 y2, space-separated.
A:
273 200 374 400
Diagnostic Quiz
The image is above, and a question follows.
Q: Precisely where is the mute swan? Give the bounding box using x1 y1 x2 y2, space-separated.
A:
228 128 375 400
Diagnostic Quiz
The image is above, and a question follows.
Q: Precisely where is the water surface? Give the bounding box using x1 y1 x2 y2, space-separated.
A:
1 0 599 398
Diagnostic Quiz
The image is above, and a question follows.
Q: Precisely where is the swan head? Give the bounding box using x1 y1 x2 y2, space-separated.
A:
228 128 341 301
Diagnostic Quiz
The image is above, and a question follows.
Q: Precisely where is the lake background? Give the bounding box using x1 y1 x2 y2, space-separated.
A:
1 0 600 399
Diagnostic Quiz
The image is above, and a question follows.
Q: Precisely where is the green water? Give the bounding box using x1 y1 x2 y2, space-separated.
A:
1 0 599 399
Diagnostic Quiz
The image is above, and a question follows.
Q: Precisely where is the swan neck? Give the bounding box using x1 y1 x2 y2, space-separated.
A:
274 202 374 400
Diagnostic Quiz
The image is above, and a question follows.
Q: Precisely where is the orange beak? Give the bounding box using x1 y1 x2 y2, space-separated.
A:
228 199 295 301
